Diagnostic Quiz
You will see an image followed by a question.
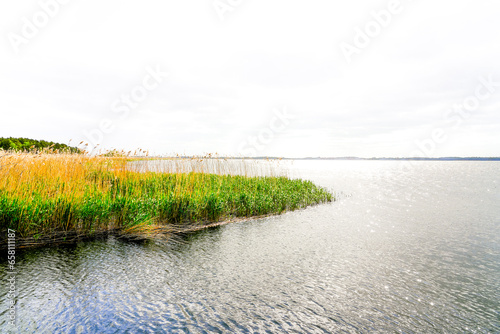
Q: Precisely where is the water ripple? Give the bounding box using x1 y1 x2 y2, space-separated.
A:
1 161 499 333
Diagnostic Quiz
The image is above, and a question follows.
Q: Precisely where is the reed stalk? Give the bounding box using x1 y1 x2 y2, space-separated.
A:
0 151 333 246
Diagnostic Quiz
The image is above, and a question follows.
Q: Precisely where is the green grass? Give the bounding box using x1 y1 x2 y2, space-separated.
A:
0 153 333 242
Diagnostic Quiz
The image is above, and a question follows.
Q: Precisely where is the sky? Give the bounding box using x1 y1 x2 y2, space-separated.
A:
0 0 499 157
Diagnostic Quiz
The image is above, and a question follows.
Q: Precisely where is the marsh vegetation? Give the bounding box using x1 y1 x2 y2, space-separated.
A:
0 151 333 247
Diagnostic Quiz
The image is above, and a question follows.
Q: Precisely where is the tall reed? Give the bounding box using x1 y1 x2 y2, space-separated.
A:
0 151 333 240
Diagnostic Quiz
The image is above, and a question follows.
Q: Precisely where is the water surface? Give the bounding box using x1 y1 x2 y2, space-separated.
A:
1 161 499 333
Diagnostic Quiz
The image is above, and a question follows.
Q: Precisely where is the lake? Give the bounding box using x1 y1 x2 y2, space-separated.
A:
1 161 499 333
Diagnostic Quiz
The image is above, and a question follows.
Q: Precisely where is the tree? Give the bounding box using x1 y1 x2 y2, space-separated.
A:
0 137 81 153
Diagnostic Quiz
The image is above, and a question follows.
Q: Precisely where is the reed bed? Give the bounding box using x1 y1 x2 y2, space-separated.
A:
129 156 291 177
0 151 333 247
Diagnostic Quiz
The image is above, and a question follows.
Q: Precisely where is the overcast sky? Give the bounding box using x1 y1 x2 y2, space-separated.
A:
1 0 499 157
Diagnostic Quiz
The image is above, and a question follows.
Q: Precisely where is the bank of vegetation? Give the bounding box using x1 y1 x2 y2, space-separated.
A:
0 137 81 153
0 151 333 248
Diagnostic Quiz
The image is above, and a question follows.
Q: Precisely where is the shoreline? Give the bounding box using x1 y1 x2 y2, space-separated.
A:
0 212 286 251
1 152 333 250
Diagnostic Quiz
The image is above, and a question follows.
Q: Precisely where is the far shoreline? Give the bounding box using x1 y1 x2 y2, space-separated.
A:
132 156 500 161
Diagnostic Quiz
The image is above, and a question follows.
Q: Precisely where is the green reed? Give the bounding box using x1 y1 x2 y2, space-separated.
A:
0 152 333 239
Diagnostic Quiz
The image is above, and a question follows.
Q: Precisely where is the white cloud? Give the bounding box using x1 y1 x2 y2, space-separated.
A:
0 0 499 157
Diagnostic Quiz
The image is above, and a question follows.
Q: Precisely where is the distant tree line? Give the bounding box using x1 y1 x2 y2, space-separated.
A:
0 137 80 153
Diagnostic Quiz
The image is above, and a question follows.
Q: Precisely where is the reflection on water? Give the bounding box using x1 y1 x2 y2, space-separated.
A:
1 161 499 333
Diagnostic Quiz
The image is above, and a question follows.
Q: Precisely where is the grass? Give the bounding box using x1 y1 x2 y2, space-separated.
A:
0 151 333 245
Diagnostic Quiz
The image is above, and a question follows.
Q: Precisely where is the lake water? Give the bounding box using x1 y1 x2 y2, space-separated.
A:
1 161 499 333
